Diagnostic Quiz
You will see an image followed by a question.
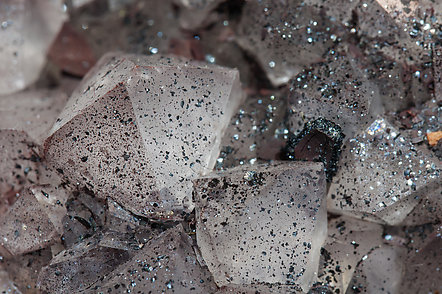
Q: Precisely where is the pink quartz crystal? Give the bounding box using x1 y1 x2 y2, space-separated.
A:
44 52 244 219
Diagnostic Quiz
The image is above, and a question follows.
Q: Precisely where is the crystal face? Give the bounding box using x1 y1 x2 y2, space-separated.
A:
84 225 218 294
328 117 440 225
43 52 244 219
193 161 327 292
0 0 67 95
0 0 440 293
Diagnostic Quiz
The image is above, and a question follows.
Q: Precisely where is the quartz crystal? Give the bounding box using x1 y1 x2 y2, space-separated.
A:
328 117 441 225
84 224 218 293
318 216 383 293
288 46 381 138
0 0 67 95
43 52 244 219
0 185 68 256
0 0 440 292
1 247 53 293
236 0 335 86
193 161 327 292
217 90 287 169
347 245 406 294
37 233 132 293
398 229 442 294
0 89 68 213
174 0 223 30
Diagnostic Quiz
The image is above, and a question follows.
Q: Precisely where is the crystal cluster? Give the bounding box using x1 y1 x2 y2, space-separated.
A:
0 0 440 293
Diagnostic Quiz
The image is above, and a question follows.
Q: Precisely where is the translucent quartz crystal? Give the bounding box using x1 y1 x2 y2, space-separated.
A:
318 216 383 293
0 89 68 145
236 0 335 86
0 185 68 256
218 90 287 168
0 0 66 95
61 192 106 248
193 161 327 292
0 89 68 213
401 185 441 226
2 247 52 293
328 117 441 225
288 46 381 138
43 52 244 219
37 233 132 293
347 245 406 294
174 0 223 30
357 0 437 66
85 225 218 294
399 232 441 294
0 266 20 293
72 0 181 58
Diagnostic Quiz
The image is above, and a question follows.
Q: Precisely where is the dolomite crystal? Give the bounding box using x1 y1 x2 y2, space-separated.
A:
0 185 68 256
193 161 327 292
236 0 336 86
0 0 67 95
84 225 218 294
43 52 244 219
328 117 441 225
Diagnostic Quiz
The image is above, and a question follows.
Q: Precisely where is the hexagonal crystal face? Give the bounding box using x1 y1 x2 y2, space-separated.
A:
44 53 244 219
193 161 327 292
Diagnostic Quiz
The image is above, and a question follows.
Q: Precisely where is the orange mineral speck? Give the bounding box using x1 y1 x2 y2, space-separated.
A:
426 131 442 146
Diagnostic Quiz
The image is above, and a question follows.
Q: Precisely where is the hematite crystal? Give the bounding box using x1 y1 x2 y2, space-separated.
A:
282 118 345 181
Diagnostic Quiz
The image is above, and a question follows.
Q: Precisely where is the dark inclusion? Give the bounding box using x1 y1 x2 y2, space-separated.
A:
282 118 344 181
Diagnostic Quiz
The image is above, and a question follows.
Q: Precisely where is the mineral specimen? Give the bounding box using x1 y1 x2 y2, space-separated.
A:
193 161 327 292
282 118 345 180
328 117 441 225
85 224 218 293
37 233 132 293
348 245 406 294
236 0 336 86
317 216 383 293
288 45 381 138
0 0 67 95
0 89 68 213
44 52 244 219
0 185 68 256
